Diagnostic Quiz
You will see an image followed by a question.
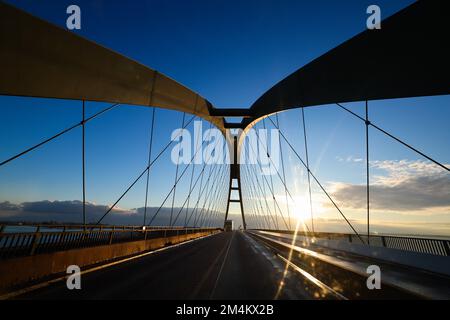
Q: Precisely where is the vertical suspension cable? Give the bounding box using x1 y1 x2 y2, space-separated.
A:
268 116 363 242
212 163 227 227
246 144 270 229
335 103 449 173
249 164 270 229
143 108 156 226
165 122 216 227
209 143 228 227
262 119 280 229
301 107 314 233
170 113 186 226
189 162 206 226
200 163 227 226
97 115 197 225
184 129 198 226
190 123 214 227
82 100 86 228
249 166 269 229
365 101 370 245
245 168 262 229
193 163 217 227
181 126 218 227
184 120 210 227
197 160 223 226
276 113 292 230
248 143 280 230
242 168 254 228
247 161 265 229
252 123 291 230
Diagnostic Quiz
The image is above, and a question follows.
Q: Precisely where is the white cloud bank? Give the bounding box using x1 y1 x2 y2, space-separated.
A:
330 160 450 211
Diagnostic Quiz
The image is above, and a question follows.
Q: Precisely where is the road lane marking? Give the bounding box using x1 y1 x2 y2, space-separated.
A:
189 233 231 299
276 254 347 300
209 231 235 299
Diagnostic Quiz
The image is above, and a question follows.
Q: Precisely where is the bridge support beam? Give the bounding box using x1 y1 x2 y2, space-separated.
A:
224 136 246 230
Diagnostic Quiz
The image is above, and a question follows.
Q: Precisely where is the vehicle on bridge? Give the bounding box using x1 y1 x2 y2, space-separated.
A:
224 220 233 232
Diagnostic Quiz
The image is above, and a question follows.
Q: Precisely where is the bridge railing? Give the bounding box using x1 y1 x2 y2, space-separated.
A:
255 230 450 257
0 224 221 260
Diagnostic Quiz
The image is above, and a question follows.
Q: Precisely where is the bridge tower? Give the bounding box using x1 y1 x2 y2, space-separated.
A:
224 136 246 230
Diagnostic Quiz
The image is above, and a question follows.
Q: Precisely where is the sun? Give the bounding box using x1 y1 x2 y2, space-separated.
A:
288 195 311 223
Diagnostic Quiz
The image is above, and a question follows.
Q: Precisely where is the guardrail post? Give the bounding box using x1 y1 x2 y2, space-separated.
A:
58 226 66 247
29 229 41 256
109 230 114 245
444 241 450 256
381 236 387 247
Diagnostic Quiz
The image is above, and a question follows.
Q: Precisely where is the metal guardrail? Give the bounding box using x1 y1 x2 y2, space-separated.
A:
248 231 450 299
0 224 221 260
254 230 450 257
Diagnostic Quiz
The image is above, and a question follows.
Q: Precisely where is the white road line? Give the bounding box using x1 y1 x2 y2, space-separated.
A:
209 231 235 299
277 254 347 300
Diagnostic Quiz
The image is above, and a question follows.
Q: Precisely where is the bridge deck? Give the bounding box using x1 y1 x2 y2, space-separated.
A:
16 231 312 300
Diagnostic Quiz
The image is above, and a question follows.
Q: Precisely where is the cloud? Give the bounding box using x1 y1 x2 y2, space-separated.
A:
0 201 21 211
336 155 363 163
330 160 450 211
0 200 223 226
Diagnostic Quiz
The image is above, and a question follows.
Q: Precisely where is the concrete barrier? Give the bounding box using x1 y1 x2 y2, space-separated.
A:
0 230 219 294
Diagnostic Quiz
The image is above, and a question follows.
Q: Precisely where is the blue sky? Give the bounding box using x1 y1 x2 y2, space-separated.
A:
1 0 449 235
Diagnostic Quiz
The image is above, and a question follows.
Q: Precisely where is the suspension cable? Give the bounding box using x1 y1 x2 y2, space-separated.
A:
194 163 222 227
96 114 196 225
151 122 220 226
247 139 290 230
248 154 277 229
247 131 279 229
246 152 272 228
190 163 221 227
268 116 364 243
0 103 120 168
262 119 281 229
276 113 292 230
143 108 156 226
244 145 271 229
201 143 228 227
198 164 227 226
336 103 449 172
243 166 266 229
169 113 186 226
170 122 214 226
251 124 305 231
365 101 370 244
185 127 222 227
175 157 222 227
184 123 200 226
301 108 315 233
82 100 86 228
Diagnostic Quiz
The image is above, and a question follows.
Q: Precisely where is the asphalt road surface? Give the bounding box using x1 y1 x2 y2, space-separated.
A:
17 231 313 300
